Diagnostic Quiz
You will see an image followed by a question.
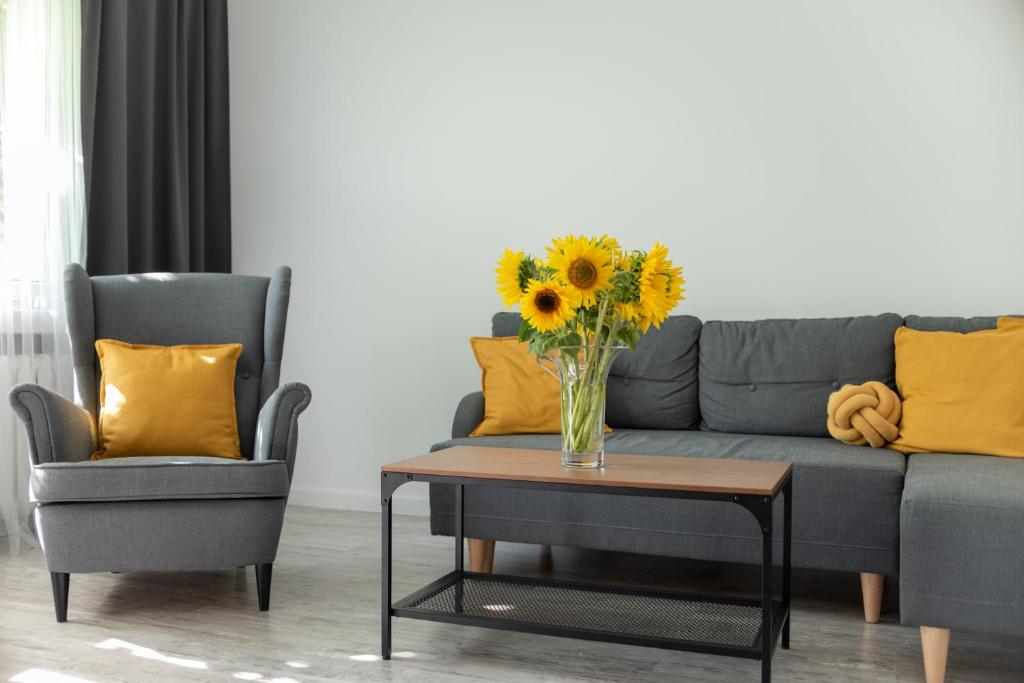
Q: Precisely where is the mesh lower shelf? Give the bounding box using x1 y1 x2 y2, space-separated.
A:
394 572 778 651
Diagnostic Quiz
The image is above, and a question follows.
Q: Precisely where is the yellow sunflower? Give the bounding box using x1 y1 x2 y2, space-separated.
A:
636 243 685 330
520 279 578 332
547 235 613 307
495 249 527 308
596 234 624 267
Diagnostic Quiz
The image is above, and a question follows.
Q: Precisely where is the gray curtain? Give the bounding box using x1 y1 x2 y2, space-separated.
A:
82 0 231 274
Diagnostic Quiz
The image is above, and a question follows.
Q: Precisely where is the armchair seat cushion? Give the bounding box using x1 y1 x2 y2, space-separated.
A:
31 457 290 504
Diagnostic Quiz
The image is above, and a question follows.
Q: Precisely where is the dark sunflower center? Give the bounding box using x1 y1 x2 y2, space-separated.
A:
535 289 561 313
567 258 597 289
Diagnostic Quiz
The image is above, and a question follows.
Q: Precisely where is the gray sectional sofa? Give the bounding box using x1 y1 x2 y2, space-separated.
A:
430 312 1024 681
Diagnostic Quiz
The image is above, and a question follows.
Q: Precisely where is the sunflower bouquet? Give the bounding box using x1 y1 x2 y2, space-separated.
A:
495 235 684 468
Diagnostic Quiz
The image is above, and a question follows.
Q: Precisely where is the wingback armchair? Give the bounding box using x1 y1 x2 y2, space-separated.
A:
8 264 312 622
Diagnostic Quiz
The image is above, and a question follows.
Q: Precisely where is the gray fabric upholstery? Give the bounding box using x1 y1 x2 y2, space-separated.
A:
430 430 904 575
699 314 903 437
36 498 286 573
260 266 292 404
491 311 526 336
492 312 703 429
452 391 485 439
903 315 1001 333
64 264 98 418
64 264 294 443
10 264 310 582
8 384 95 465
32 456 290 503
900 453 1024 638
254 382 312 477
75 265 290 458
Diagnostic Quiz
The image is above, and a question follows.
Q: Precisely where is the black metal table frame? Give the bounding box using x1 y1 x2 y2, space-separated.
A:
381 470 792 683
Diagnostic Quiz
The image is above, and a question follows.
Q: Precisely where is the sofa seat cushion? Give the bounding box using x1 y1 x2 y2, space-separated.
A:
699 314 903 437
492 312 702 429
429 429 905 575
31 456 290 504
900 453 1024 638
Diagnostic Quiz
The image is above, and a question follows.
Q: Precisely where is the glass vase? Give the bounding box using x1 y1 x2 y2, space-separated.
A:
539 344 626 468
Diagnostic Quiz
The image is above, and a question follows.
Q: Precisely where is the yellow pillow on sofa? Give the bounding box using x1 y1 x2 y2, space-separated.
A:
998 316 1024 329
468 337 612 437
92 340 244 460
890 325 1024 458
470 337 563 437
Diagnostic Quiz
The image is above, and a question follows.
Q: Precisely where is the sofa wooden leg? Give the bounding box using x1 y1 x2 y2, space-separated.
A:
921 626 950 683
484 539 495 572
50 572 69 623
255 563 272 611
468 539 495 573
860 572 884 623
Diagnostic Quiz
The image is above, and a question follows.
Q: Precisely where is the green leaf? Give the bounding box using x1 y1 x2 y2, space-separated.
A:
528 333 558 357
616 326 640 351
517 321 535 342
561 332 582 347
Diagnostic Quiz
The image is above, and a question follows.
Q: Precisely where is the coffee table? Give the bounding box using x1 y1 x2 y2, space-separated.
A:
380 446 792 682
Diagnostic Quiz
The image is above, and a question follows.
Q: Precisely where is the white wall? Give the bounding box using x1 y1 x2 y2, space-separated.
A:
229 0 1024 514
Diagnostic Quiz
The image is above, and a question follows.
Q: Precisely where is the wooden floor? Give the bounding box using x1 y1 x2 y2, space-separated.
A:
1 506 1022 682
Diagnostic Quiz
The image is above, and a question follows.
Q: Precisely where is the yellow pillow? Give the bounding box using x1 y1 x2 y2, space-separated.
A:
469 337 612 437
998 316 1024 329
92 340 244 460
890 325 1024 458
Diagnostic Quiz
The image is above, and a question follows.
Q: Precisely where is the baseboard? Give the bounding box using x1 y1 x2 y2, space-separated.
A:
288 484 430 517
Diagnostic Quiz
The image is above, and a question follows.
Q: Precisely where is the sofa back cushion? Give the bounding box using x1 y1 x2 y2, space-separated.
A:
903 315 1002 333
699 314 904 437
492 312 702 429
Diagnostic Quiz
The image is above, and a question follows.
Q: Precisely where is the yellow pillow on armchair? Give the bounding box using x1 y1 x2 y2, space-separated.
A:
890 324 1024 458
92 340 244 460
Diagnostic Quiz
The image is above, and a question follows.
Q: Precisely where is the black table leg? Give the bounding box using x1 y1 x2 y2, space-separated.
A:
381 477 392 661
782 477 792 650
455 484 464 612
761 497 773 683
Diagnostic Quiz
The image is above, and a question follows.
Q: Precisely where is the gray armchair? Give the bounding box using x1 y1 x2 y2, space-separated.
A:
8 264 311 622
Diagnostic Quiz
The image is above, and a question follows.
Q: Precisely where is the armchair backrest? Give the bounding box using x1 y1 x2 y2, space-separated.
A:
63 263 292 459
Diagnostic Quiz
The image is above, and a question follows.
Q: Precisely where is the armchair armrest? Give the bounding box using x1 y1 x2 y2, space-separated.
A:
8 383 95 465
452 391 484 439
253 382 312 477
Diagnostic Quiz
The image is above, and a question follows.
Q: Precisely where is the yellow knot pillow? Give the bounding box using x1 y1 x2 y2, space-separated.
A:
827 381 902 448
92 339 244 460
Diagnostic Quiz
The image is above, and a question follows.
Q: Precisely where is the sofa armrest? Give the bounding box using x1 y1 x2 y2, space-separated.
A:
253 382 312 478
452 391 484 438
8 383 95 465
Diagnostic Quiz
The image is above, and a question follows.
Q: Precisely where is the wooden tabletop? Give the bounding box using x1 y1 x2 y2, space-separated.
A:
382 446 791 496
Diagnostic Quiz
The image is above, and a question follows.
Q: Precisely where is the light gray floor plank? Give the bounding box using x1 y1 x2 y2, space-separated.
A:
0 505 1021 682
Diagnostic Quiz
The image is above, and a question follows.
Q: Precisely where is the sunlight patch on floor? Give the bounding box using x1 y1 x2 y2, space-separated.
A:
231 675 299 683
348 651 417 662
94 638 207 670
347 654 379 662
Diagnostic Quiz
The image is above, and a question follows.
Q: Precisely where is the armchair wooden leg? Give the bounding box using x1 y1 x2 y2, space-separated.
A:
860 572 884 623
255 563 272 611
468 539 495 573
921 626 950 683
50 572 69 623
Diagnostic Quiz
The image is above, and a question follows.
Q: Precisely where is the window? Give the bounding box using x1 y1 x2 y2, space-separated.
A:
0 0 6 249
0 0 83 288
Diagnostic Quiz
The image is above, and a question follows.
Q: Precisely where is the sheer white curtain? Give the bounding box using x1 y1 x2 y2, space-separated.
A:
0 0 85 553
